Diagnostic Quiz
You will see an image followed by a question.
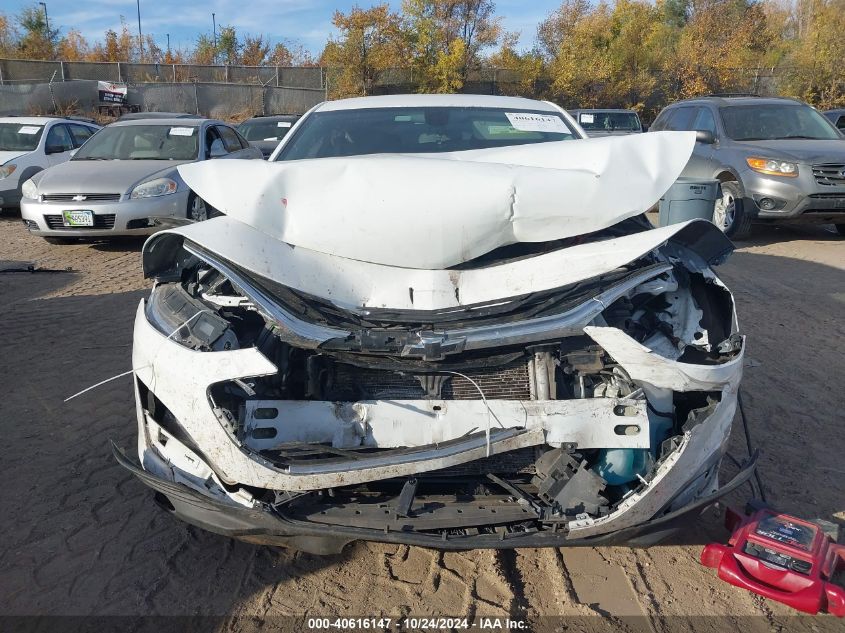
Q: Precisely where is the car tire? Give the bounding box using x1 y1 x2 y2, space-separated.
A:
834 224 845 237
713 180 753 240
44 237 75 245
187 191 220 221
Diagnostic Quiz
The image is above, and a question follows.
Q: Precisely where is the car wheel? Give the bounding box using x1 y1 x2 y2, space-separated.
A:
713 181 753 239
44 237 75 245
187 192 220 221
834 224 845 237
187 192 209 222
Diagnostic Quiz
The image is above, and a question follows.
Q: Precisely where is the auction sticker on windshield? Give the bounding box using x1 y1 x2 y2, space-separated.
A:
62 210 94 227
18 126 41 134
169 127 195 136
505 112 568 133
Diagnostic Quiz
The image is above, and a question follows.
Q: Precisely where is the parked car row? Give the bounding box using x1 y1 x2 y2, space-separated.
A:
568 99 845 238
0 112 306 243
6 116 263 242
3 96 843 246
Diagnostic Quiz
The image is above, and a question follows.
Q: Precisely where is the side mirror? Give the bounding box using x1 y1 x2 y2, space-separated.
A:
641 125 649 133
695 130 716 144
45 144 65 155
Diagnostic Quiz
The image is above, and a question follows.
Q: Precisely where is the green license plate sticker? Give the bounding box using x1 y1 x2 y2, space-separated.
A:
62 210 94 226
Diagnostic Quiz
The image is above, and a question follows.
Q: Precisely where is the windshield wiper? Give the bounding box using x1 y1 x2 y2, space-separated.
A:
72 157 110 161
777 135 820 140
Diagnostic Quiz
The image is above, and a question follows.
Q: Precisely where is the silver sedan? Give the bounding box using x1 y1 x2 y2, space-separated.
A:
20 118 262 243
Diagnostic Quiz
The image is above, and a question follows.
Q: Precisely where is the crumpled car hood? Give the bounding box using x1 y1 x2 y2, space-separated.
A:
176 131 696 269
144 217 732 311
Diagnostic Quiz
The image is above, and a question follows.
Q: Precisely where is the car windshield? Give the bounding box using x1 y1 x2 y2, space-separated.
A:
720 104 841 141
0 123 45 151
239 119 296 141
577 111 640 131
276 107 578 160
72 124 199 160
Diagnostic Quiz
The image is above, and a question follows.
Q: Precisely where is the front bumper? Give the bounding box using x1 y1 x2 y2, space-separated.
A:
113 441 758 553
125 291 747 548
19 190 189 237
741 167 845 223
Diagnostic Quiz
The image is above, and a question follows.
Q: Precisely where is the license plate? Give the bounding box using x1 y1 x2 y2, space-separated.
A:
62 210 94 227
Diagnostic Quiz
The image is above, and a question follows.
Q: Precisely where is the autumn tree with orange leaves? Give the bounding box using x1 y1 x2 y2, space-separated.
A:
321 4 408 96
0 0 842 109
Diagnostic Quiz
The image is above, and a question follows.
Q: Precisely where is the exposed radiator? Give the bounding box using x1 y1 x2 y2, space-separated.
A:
330 360 532 401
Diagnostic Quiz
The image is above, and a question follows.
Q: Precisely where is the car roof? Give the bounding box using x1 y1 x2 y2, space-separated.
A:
241 114 300 121
825 108 845 115
0 116 65 125
570 108 638 114
109 118 219 127
117 111 202 121
315 94 561 113
666 96 805 108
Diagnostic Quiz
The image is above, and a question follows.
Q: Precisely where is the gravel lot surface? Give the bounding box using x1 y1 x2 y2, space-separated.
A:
1 215 842 631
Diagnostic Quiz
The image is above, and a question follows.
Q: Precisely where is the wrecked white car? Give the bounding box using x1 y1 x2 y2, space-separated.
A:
115 97 754 554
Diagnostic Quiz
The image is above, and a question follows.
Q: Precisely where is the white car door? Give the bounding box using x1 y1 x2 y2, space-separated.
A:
44 123 77 167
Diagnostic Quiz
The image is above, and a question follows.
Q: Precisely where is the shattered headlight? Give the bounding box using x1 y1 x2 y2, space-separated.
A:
745 157 798 178
131 177 178 199
21 178 38 199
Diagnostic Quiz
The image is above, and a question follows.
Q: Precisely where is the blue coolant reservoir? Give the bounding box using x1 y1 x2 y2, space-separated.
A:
593 389 674 485
593 447 650 485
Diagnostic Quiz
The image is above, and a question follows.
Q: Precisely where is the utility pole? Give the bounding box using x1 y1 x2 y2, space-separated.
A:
166 33 170 53
212 13 217 64
136 0 144 61
38 2 49 36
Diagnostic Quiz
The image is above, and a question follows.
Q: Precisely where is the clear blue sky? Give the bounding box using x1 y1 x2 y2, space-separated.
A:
3 0 560 55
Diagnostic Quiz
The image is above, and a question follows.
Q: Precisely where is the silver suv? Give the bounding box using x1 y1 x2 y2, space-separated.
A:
651 96 845 238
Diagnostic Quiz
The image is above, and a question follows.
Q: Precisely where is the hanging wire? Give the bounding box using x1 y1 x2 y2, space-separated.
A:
64 309 209 403
436 370 506 457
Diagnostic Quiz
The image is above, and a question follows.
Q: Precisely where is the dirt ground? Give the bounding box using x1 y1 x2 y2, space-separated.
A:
0 215 843 631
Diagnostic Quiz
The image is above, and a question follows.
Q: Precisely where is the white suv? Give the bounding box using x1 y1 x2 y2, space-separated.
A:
0 116 101 210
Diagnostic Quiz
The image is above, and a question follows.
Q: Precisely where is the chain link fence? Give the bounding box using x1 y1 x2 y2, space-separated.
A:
0 58 325 88
1 57 839 119
0 79 325 117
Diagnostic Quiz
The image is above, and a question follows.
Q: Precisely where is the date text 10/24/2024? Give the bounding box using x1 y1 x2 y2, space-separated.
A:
306 618 528 630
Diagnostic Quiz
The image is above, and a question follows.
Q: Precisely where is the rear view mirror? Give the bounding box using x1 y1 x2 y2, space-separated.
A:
695 130 715 144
